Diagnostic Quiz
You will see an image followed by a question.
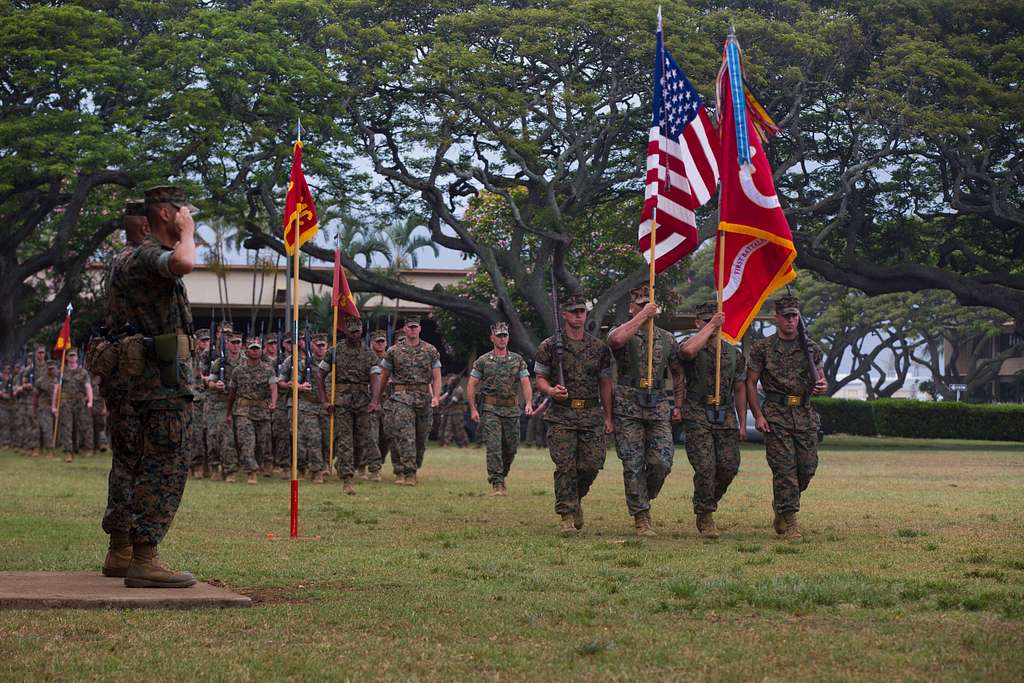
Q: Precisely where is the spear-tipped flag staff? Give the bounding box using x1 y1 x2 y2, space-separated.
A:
283 120 319 538
711 29 797 401
638 7 720 387
51 303 73 448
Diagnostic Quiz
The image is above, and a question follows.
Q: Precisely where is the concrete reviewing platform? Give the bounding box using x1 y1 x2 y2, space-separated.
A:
0 572 252 610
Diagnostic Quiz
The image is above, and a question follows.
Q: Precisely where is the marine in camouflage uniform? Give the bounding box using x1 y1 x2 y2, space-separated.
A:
207 328 243 481
225 338 277 484
260 337 285 476
57 350 93 460
17 348 47 452
310 333 331 473
467 321 532 495
365 329 392 478
371 315 441 486
278 351 326 479
321 318 380 493
607 288 683 537
747 295 827 541
439 376 469 447
99 198 148 577
103 186 199 587
677 303 748 539
90 376 109 453
188 329 210 478
534 293 614 535
35 361 58 454
272 338 294 473
0 364 15 448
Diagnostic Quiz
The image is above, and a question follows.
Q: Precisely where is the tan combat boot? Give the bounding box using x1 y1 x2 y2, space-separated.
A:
782 511 802 540
696 512 720 539
368 470 382 482
246 472 258 485
773 512 786 536
405 472 418 487
261 461 273 477
490 483 503 496
497 482 508 497
102 531 133 578
312 471 325 484
573 503 584 530
224 473 237 484
356 466 368 480
191 465 204 480
342 477 356 495
271 466 286 479
64 453 73 463
394 473 406 485
635 511 658 537
124 544 196 588
210 466 223 482
559 514 578 536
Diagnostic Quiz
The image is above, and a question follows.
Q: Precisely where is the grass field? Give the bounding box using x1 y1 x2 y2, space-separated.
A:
2 436 1023 681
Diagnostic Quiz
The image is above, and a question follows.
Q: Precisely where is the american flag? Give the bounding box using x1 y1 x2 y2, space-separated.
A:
639 12 719 273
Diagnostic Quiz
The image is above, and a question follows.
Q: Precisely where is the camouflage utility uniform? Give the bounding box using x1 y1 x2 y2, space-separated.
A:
322 338 380 480
610 323 679 520
35 368 57 451
207 353 241 475
59 366 92 454
189 344 209 473
91 377 109 452
471 351 529 487
748 334 823 515
440 384 469 446
680 336 745 516
278 355 326 475
228 359 275 475
105 234 195 546
381 340 440 477
534 333 612 519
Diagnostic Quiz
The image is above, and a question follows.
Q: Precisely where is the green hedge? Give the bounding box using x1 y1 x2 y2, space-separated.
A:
811 397 878 436
808 397 1024 441
872 399 1024 441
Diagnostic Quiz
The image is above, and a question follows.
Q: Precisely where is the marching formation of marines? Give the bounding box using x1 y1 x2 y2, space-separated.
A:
2 190 833 593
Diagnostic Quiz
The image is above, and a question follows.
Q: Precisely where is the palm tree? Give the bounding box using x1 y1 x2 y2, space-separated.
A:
378 215 439 326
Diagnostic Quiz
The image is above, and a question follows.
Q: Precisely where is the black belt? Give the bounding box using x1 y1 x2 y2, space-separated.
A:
764 391 810 407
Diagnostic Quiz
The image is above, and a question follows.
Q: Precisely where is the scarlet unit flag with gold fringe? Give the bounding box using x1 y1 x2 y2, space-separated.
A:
714 33 797 343
53 303 72 353
282 140 319 254
332 246 359 320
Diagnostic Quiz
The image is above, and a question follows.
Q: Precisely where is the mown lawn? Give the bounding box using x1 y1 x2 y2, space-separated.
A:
2 436 1023 681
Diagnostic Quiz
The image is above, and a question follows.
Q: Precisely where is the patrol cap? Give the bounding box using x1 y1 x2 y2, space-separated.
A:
694 302 717 320
144 185 199 215
47 360 58 368
263 337 277 347
561 293 588 312
402 314 421 327
371 330 388 342
629 287 650 306
247 338 262 349
124 199 146 217
196 329 211 341
312 333 328 344
229 332 243 343
220 322 234 333
775 296 801 315
490 321 509 336
344 317 363 332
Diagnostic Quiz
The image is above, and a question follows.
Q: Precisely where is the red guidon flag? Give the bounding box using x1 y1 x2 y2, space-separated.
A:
714 34 796 343
53 303 72 353
282 140 319 255
331 246 359 320
638 9 719 273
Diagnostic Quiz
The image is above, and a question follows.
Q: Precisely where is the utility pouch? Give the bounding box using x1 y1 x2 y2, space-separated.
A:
86 337 119 382
705 407 727 425
153 333 180 387
119 335 146 377
637 391 659 409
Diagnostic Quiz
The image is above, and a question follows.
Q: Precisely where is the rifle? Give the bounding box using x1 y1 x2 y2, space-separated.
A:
276 320 284 376
303 325 312 384
218 322 227 382
438 372 464 408
796 315 823 389
549 270 566 386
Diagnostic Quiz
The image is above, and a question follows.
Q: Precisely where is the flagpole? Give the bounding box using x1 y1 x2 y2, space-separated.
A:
51 347 67 449
328 264 339 475
714 226 726 405
645 216 658 388
290 216 300 538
